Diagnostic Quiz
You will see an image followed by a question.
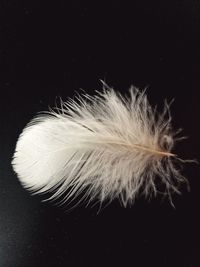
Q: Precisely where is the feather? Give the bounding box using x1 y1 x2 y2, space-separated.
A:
12 82 188 207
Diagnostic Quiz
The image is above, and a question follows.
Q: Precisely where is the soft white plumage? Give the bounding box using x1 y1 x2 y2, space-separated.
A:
12 83 187 207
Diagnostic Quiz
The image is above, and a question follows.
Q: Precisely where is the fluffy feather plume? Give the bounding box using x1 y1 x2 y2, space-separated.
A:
12 83 188 207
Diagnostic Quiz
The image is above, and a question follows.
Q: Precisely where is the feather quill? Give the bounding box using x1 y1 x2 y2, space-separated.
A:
12 83 188 207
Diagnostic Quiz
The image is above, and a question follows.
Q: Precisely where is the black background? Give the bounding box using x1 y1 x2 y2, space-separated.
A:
1 1 200 266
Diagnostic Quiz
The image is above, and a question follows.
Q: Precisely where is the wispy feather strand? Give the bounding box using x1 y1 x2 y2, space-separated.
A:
12 83 188 207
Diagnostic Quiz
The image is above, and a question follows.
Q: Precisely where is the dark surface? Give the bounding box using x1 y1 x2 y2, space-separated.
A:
1 1 200 266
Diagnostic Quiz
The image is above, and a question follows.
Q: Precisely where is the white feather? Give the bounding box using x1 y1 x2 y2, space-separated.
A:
12 83 188 207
